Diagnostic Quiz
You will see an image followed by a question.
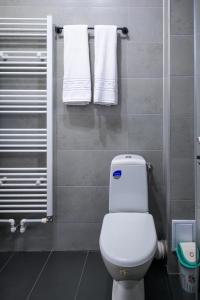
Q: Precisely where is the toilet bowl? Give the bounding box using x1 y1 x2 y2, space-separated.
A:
99 155 157 300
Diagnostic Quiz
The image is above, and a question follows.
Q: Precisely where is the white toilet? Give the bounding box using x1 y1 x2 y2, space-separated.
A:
99 154 157 300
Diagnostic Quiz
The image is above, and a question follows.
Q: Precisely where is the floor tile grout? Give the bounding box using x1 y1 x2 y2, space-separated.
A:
0 252 15 274
74 251 89 300
25 250 53 300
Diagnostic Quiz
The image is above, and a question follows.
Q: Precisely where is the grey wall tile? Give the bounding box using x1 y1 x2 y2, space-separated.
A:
127 42 163 77
0 6 75 23
170 158 194 200
149 185 166 239
85 7 128 26
128 0 163 6
56 111 128 150
128 7 163 42
0 223 55 251
0 0 129 7
133 150 163 186
55 222 101 250
126 78 163 114
171 0 194 35
170 76 194 115
56 150 123 186
171 114 194 158
128 115 163 150
170 200 195 219
55 186 108 222
130 150 165 238
170 35 194 76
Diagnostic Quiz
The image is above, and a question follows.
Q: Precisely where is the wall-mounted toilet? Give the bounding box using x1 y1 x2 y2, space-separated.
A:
99 154 157 300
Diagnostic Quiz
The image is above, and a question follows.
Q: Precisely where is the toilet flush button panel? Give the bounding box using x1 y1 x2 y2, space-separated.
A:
171 220 196 251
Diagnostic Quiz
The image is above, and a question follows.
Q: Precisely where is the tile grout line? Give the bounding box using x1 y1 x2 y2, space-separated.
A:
0 252 15 274
25 250 53 300
74 251 89 300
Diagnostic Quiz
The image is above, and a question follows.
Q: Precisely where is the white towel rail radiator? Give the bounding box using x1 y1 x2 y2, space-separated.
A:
0 16 53 233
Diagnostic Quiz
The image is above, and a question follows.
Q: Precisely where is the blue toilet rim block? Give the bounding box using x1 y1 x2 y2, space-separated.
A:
176 243 200 269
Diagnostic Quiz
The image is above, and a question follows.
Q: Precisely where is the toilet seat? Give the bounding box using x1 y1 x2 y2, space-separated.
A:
99 212 157 268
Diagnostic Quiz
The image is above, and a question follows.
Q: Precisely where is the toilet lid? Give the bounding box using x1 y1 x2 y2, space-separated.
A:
99 213 157 268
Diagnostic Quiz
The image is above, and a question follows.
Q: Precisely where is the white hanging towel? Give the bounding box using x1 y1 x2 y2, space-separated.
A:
63 25 91 105
94 25 118 106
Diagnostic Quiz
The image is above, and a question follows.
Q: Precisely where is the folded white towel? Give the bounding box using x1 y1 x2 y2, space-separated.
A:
94 25 118 106
63 25 91 105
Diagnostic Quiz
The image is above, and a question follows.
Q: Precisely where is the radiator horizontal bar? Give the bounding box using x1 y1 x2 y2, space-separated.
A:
0 23 47 26
0 95 46 98
0 183 47 186
0 178 47 182
0 168 46 170
0 51 47 54
0 108 46 111
0 150 47 152
0 101 47 104
0 67 47 70
0 200 47 202
0 144 46 147
0 111 47 114
0 210 47 213
0 134 47 136
0 205 47 208
0 90 47 92
0 139 47 142
0 33 47 36
0 72 47 75
0 106 46 109
0 172 47 175
0 43 47 47
0 194 47 197
0 129 46 132
0 62 47 65
0 28 47 32
0 18 47 20
0 56 47 59
0 188 47 191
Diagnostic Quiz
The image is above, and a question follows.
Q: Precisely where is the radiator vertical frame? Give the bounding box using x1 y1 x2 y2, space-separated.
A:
46 15 53 218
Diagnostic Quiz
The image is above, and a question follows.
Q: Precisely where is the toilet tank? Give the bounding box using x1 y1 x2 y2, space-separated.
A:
109 154 148 213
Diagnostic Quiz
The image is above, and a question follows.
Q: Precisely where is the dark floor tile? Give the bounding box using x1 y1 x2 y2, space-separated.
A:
29 251 86 300
76 251 112 300
0 252 49 300
0 252 13 271
145 260 172 300
169 275 195 300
